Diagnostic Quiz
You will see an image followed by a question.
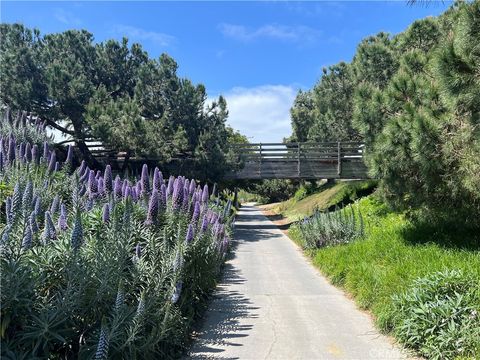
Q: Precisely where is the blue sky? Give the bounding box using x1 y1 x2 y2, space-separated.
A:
1 1 450 142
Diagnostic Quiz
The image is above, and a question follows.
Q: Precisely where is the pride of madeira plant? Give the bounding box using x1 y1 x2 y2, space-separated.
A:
0 110 234 359
297 205 364 250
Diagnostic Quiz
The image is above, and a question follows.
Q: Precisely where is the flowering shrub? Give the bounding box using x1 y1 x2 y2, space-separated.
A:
296 204 364 249
0 111 234 359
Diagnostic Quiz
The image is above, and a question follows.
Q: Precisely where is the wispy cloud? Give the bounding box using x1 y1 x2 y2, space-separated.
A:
113 25 175 46
219 23 322 44
54 8 82 26
215 85 299 143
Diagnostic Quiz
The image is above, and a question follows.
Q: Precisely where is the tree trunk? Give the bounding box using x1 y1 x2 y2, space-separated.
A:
71 117 102 169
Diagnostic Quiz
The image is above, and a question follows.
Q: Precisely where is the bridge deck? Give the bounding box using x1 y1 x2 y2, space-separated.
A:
225 142 369 180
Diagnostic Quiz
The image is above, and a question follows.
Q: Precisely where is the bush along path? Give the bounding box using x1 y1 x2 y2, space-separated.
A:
189 204 407 359
0 112 234 359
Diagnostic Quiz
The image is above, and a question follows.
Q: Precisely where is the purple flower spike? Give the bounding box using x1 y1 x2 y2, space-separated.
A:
182 186 189 209
34 196 42 216
160 183 167 208
71 209 84 251
48 151 56 173
7 136 16 162
146 189 159 225
201 184 209 203
141 164 150 195
22 224 33 250
189 179 196 196
54 161 61 172
30 211 39 233
113 176 122 199
200 215 209 233
192 201 200 224
31 144 39 164
135 243 142 259
66 145 73 165
102 203 110 223
42 211 56 244
58 204 68 231
166 176 174 198
122 179 128 196
42 142 49 162
19 143 25 160
104 165 113 193
131 187 138 202
153 167 163 190
25 143 32 162
97 177 105 195
0 151 3 171
172 179 182 210
50 195 60 215
124 186 132 201
185 224 194 244
87 170 97 196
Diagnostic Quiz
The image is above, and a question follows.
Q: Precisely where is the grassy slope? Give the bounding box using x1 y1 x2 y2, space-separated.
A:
265 180 376 222
289 197 480 333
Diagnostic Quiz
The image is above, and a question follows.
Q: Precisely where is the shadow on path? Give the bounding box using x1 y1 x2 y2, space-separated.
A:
188 261 259 359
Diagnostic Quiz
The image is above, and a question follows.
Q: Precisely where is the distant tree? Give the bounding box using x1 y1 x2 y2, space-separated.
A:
290 90 315 142
290 62 359 143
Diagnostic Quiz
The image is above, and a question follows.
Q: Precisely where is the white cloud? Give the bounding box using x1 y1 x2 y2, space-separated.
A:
218 85 298 143
113 25 175 46
219 23 321 44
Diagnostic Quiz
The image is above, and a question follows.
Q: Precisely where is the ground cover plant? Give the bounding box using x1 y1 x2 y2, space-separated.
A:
289 195 480 359
0 111 234 359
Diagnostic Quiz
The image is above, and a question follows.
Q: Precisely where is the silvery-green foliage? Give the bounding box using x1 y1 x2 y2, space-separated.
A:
298 204 365 249
392 270 480 359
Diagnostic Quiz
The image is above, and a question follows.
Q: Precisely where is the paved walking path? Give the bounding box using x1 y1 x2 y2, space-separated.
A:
188 204 407 359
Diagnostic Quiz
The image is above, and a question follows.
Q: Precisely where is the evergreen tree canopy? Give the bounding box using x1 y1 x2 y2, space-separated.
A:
0 24 237 180
290 0 480 220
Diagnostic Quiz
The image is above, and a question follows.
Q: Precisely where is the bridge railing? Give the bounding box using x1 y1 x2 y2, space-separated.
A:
228 142 366 179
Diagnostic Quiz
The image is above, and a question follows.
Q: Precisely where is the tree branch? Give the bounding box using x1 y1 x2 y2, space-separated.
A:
44 118 75 136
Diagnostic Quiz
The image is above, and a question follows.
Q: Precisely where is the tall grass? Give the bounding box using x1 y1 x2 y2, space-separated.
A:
1 111 233 359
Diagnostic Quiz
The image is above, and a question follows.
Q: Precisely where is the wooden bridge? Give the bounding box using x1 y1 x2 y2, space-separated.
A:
77 140 368 180
224 142 369 180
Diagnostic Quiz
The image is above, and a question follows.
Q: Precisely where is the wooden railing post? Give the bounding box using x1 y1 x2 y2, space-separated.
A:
297 143 301 177
337 141 341 176
259 143 262 178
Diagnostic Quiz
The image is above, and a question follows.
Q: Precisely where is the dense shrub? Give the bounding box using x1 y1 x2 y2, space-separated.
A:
247 179 298 203
392 270 480 359
0 112 233 358
297 204 364 249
